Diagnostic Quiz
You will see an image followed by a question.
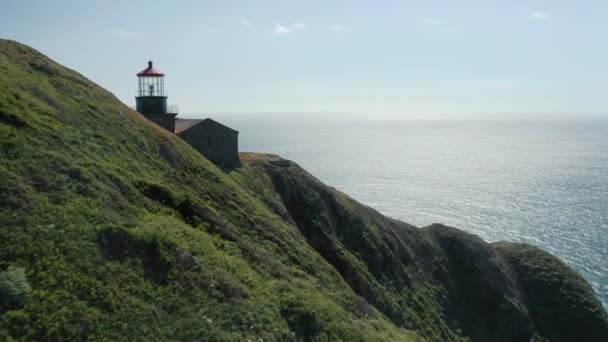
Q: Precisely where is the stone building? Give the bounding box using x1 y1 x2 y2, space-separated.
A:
134 61 239 167
175 119 239 167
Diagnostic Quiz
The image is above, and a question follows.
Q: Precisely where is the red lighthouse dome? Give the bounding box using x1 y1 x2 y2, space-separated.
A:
137 61 165 77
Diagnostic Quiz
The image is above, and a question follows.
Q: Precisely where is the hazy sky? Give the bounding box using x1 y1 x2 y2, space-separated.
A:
2 0 607 116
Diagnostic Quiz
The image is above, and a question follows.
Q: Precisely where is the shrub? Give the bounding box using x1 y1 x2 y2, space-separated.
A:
0 266 31 309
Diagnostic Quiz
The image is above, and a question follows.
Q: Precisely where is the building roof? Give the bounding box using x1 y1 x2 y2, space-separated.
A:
175 118 239 134
175 119 203 134
137 61 165 77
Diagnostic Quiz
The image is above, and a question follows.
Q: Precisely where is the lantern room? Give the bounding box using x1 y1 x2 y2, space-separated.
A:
137 61 166 97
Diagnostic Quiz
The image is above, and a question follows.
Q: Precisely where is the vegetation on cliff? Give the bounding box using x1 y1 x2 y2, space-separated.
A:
234 154 608 341
0 39 606 341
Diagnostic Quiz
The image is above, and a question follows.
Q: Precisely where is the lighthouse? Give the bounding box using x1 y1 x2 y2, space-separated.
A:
135 61 178 132
133 60 239 166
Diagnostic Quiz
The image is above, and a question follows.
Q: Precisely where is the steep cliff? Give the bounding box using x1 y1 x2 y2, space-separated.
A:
0 39 606 341
233 154 607 341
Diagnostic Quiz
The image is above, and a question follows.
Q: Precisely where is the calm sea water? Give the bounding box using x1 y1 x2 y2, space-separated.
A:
199 113 608 307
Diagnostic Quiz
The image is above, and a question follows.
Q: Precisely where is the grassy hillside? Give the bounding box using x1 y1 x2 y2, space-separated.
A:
0 39 418 341
0 39 606 341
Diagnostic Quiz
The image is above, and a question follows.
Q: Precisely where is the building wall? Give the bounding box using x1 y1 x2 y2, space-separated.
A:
178 123 239 166
143 113 177 133
136 96 168 115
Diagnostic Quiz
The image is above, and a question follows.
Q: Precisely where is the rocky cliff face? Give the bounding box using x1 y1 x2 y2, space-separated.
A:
233 153 608 341
0 39 606 341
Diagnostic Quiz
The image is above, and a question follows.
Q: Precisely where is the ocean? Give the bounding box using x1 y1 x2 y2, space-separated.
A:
199 113 608 307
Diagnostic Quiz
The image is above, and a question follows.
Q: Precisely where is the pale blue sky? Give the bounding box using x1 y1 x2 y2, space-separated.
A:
1 0 607 116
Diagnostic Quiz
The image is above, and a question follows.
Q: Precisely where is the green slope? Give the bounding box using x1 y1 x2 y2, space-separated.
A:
0 39 606 341
0 39 417 341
